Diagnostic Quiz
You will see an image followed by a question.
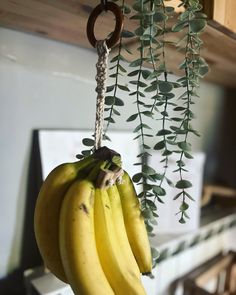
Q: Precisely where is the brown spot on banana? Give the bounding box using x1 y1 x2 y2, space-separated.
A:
79 203 89 215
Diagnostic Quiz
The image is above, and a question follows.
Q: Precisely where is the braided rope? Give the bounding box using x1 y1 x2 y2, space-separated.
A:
94 40 110 150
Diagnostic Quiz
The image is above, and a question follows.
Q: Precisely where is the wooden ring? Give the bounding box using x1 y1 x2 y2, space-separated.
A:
86 2 123 49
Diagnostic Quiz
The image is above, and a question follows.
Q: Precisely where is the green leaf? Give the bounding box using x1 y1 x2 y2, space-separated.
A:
117 84 130 92
154 140 165 150
105 96 115 105
142 123 152 130
173 192 183 200
172 21 187 32
128 70 139 77
142 70 152 79
143 143 151 150
123 4 131 14
198 65 209 77
162 149 172 156
106 85 114 92
81 149 91 156
159 81 173 93
82 138 94 146
145 84 158 92
157 129 172 136
153 186 166 196
127 113 138 122
177 160 185 167
114 97 124 106
151 248 159 259
132 173 143 183
176 180 192 189
133 124 142 133
146 199 157 210
121 30 135 38
178 141 191 151
146 223 154 233
189 19 207 33
135 26 145 36
149 218 158 225
172 117 182 122
112 108 120 116
174 106 185 111
142 165 156 175
179 217 186 224
165 6 175 13
180 202 189 211
184 191 195 201
143 183 153 191
129 91 145 97
76 154 84 159
118 64 127 73
104 117 115 123
152 173 164 181
142 208 153 219
130 80 147 87
153 12 168 22
142 111 153 117
143 25 157 37
184 152 194 159
156 196 165 204
165 177 174 187
129 59 142 67
110 55 119 63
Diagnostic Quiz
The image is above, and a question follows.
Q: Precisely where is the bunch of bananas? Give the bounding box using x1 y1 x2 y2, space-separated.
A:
34 146 152 295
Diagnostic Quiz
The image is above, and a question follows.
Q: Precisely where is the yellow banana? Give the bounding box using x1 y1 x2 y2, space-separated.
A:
107 184 141 278
34 155 95 282
94 188 147 295
117 171 152 274
59 178 114 295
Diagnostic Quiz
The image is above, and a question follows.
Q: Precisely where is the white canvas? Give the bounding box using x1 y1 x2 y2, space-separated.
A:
38 129 140 181
148 151 206 234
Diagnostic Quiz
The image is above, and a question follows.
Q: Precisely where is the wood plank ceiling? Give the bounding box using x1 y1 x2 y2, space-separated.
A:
0 0 236 88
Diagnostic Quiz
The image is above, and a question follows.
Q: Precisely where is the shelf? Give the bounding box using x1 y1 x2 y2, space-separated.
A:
0 0 236 88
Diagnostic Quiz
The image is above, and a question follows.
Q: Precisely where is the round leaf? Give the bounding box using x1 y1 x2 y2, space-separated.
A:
159 81 173 93
82 138 94 146
178 141 191 152
189 19 207 33
176 180 192 189
105 96 115 106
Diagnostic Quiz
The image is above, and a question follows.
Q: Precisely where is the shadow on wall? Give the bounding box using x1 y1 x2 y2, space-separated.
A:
0 130 43 294
20 130 43 270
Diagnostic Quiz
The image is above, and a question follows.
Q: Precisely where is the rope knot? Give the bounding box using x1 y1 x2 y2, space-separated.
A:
94 40 110 150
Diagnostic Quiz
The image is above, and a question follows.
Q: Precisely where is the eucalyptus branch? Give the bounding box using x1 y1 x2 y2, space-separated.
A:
103 0 132 137
151 1 176 195
172 0 208 223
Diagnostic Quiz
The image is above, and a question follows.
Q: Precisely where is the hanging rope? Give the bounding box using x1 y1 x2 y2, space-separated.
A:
86 1 123 150
94 40 110 150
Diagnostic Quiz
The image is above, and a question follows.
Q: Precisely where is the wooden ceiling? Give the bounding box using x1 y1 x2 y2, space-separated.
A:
0 0 236 88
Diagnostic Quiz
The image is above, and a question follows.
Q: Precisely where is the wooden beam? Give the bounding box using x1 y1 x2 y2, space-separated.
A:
0 0 236 88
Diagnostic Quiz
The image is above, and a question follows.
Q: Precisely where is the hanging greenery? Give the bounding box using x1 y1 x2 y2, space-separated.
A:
81 0 209 235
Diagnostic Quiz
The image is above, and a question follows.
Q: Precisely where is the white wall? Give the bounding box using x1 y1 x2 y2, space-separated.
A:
0 27 224 278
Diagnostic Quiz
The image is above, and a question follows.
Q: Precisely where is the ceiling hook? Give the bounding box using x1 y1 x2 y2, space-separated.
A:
87 2 123 49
